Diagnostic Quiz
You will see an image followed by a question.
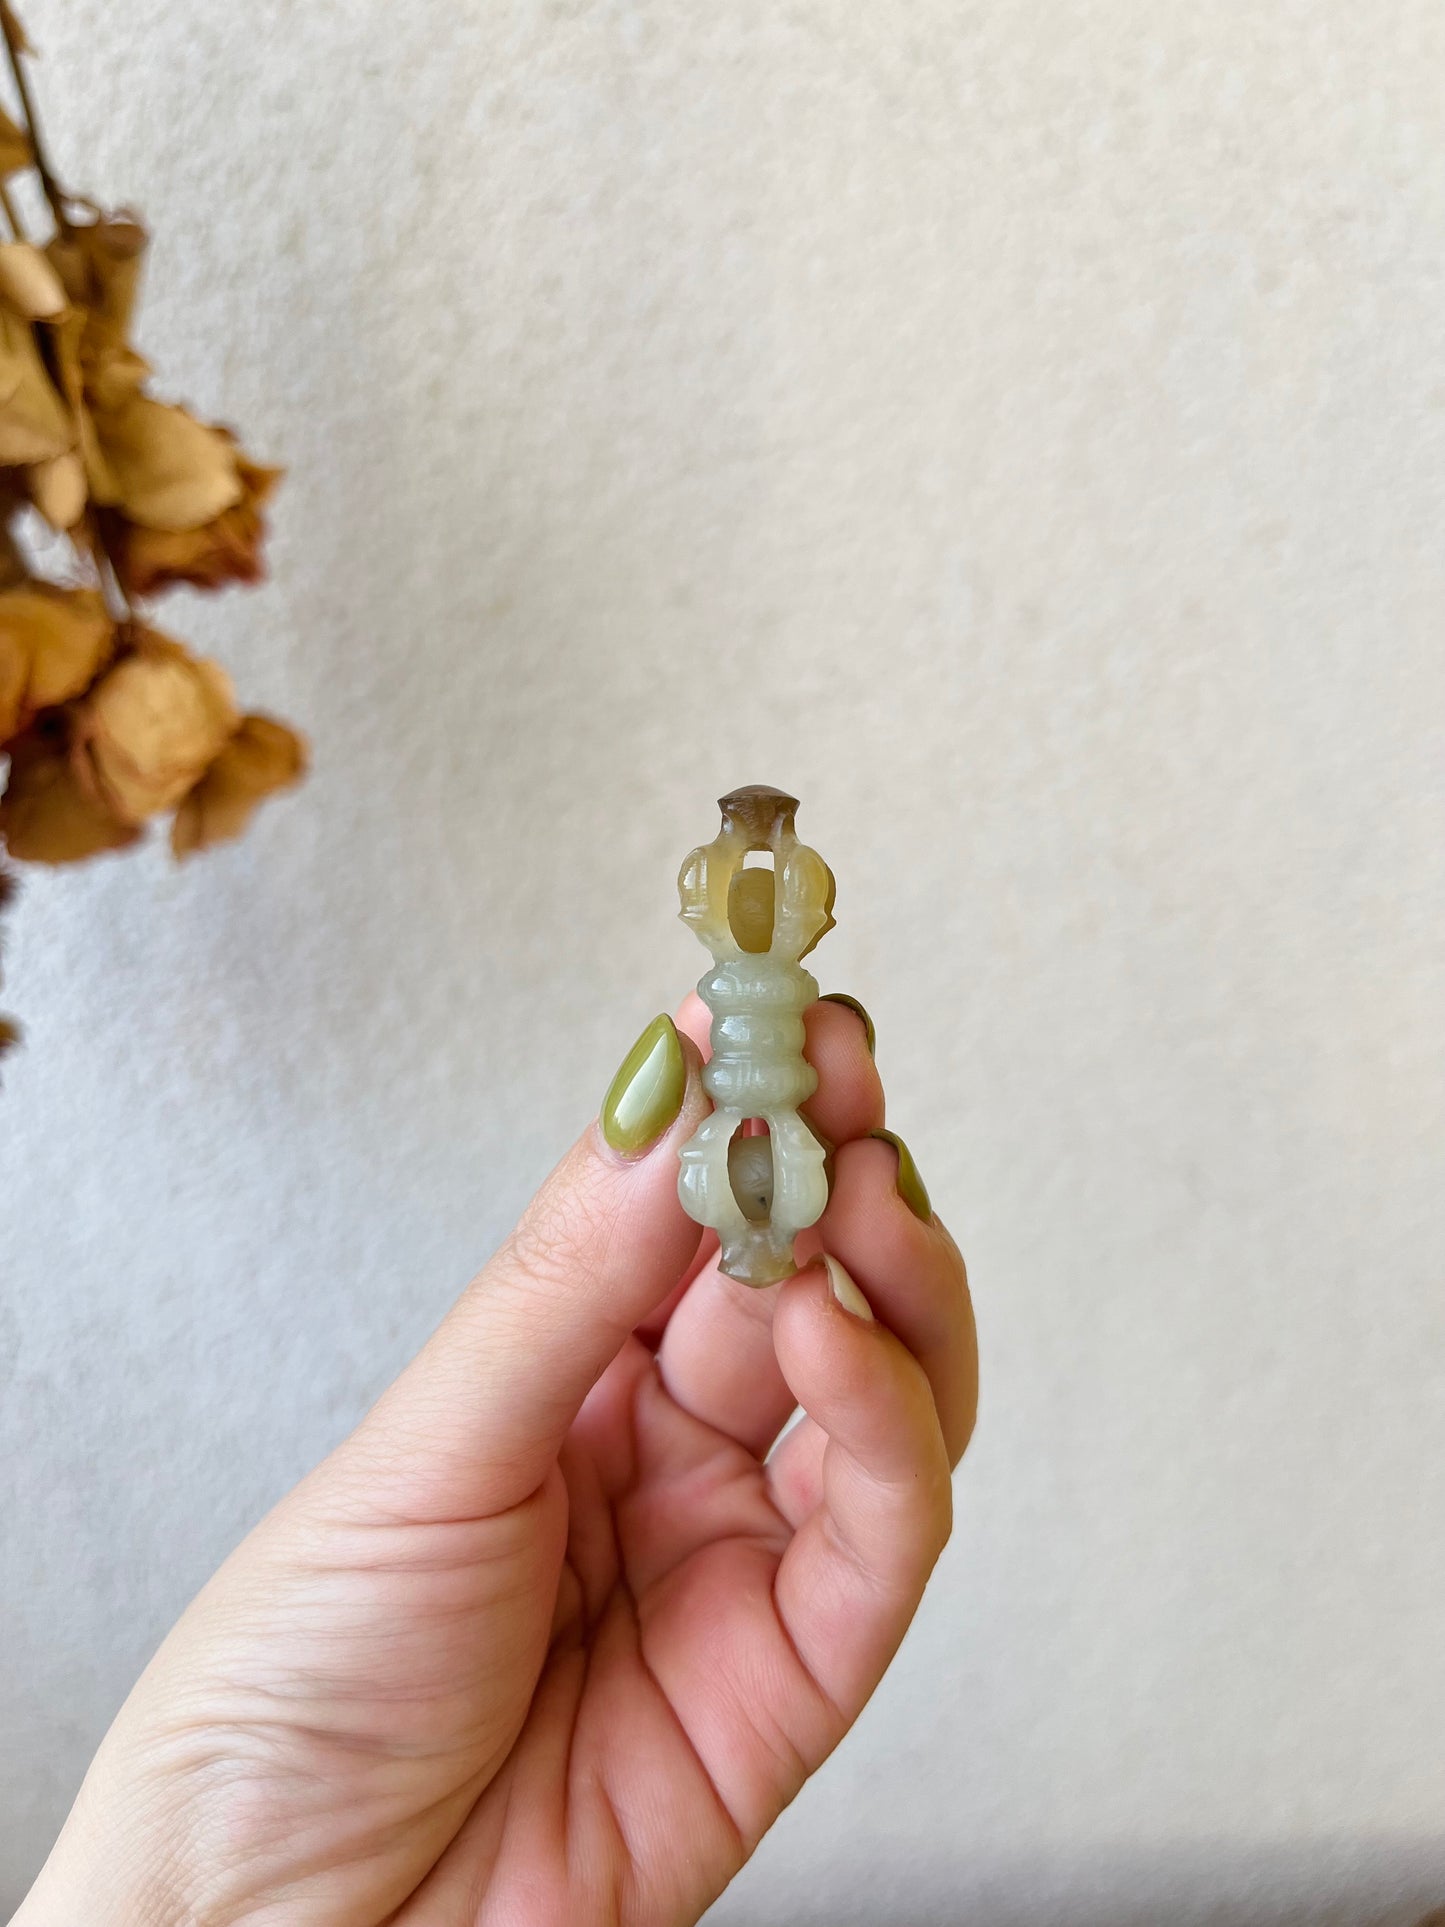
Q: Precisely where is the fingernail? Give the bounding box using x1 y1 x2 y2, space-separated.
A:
868 1128 933 1223
823 1253 874 1321
600 1014 686 1156
819 992 876 1057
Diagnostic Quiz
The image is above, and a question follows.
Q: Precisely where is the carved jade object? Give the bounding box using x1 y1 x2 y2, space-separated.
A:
676 785 836 1285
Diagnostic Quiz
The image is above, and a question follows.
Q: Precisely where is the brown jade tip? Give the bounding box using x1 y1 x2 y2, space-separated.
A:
718 784 800 841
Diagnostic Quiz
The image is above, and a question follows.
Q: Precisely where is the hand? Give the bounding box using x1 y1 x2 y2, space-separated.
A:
18 994 976 1927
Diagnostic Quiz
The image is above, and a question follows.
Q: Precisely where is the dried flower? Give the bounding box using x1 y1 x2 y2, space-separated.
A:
0 718 139 862
0 581 113 739
45 210 146 350
102 443 282 596
42 215 246 524
89 391 246 530
172 712 307 857
0 3 306 1057
73 626 238 826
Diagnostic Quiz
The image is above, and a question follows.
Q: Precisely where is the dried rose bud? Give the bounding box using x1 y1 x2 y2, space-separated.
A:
74 627 239 826
104 449 282 596
90 393 245 529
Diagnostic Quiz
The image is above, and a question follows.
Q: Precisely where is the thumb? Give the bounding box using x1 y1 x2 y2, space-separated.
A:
331 1014 710 1521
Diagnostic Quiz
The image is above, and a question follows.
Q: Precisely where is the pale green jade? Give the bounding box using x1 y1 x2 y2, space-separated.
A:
676 785 837 1285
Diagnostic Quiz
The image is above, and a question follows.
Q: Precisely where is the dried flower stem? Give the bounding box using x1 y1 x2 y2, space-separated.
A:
0 3 68 233
81 520 134 622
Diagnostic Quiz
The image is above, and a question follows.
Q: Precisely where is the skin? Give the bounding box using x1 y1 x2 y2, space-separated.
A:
16 996 977 1927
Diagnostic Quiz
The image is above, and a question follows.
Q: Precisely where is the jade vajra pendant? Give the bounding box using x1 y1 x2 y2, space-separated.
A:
676 785 837 1286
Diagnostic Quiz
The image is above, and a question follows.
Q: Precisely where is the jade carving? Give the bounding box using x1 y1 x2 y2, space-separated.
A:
676 785 836 1285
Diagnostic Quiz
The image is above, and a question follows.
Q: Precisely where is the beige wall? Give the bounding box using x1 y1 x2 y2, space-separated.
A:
3 1 1443 1918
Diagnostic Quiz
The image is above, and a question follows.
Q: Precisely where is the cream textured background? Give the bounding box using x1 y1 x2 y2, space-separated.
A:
3 2 1444 1920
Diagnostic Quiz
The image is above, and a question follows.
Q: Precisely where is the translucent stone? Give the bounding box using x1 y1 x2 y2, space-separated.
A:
676 786 836 1285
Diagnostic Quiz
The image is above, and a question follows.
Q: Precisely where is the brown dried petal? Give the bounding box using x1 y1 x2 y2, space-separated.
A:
0 722 140 863
0 242 67 320
172 713 307 857
0 306 72 464
93 394 244 531
76 629 239 825
84 342 150 412
106 452 283 596
0 585 113 742
28 448 87 529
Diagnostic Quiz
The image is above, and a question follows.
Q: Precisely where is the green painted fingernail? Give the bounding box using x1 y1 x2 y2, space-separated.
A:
819 992 876 1057
869 1128 932 1222
601 1015 686 1155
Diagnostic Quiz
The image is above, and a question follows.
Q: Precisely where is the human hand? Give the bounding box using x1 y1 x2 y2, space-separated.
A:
18 993 976 1927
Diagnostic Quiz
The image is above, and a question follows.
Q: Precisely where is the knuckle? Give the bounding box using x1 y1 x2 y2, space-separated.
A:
496 1161 618 1304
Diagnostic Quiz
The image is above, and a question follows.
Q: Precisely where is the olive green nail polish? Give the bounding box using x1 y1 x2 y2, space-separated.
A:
820 991 876 1057
601 1015 686 1155
869 1127 932 1222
